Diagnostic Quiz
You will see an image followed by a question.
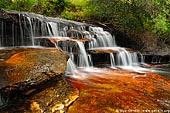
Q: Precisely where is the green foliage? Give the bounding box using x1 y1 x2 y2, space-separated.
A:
0 0 11 9
152 14 168 34
87 0 170 42
0 0 38 11
36 0 67 16
61 0 90 20
0 0 169 43
0 0 68 17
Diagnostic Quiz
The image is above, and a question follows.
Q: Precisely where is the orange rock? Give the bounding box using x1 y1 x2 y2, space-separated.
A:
67 68 170 113
0 47 68 109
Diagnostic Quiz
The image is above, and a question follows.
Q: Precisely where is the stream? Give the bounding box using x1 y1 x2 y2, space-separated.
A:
0 9 170 112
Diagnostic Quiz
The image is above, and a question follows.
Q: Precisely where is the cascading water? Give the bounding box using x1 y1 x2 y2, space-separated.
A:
89 27 116 47
86 27 143 68
1 10 170 112
26 17 34 46
0 10 145 73
76 41 90 67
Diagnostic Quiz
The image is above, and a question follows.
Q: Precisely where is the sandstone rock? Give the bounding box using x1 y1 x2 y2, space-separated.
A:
0 47 68 108
4 78 79 113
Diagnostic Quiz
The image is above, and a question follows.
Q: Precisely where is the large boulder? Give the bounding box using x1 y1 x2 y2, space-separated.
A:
0 47 69 108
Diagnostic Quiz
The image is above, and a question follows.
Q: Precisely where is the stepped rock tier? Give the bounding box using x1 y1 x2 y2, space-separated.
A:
0 8 92 47
0 8 169 64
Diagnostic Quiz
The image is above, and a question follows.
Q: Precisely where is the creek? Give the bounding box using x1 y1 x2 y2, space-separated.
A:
0 9 170 112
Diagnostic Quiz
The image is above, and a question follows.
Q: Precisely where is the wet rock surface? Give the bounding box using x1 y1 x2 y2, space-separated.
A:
67 68 170 113
143 54 170 64
0 47 71 109
87 48 142 67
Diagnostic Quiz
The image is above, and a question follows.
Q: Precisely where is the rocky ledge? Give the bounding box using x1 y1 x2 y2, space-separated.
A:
0 47 79 112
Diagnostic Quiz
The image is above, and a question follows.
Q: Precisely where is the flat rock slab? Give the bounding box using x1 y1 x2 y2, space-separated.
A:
0 47 68 108
67 68 170 113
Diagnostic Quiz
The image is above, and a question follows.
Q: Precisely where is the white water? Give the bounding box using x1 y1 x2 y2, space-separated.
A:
33 22 143 71
26 17 35 46
89 27 116 47
117 48 133 66
110 53 115 66
48 22 59 36
0 13 146 74
66 58 77 76
76 41 90 67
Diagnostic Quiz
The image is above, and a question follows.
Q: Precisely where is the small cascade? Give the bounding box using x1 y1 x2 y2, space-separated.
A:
151 56 162 64
116 48 139 66
66 58 77 76
26 17 34 46
89 27 116 47
47 22 59 36
57 37 92 67
143 55 170 64
0 9 145 73
110 53 115 66
76 41 90 67
89 47 143 68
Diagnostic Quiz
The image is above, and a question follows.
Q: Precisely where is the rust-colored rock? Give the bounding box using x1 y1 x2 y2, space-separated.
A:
5 78 79 113
0 47 68 108
67 68 170 113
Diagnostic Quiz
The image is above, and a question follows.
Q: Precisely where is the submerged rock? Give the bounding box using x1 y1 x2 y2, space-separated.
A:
0 47 69 109
67 68 170 113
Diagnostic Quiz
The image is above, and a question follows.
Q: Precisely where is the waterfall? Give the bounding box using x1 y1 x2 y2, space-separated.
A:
66 58 77 76
48 22 59 36
117 49 133 66
76 41 90 67
0 11 144 71
19 14 24 45
89 27 116 47
26 17 34 46
110 53 115 66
